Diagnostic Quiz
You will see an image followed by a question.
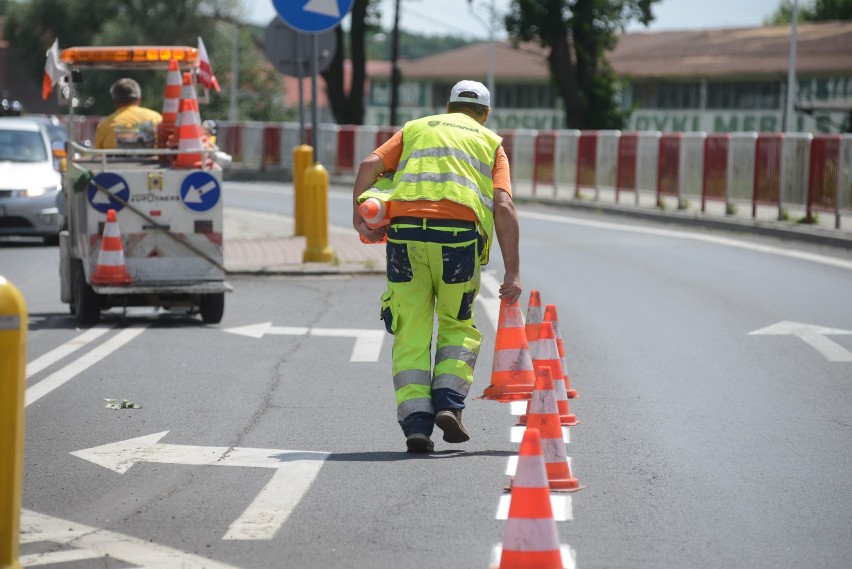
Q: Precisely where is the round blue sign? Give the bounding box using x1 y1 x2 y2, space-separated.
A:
87 172 129 214
273 0 354 33
180 172 221 212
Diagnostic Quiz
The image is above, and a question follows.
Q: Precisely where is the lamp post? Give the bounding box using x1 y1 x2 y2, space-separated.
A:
784 0 799 132
390 0 402 127
467 0 497 101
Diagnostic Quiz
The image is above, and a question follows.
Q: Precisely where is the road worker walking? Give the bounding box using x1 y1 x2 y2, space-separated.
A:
353 80 522 453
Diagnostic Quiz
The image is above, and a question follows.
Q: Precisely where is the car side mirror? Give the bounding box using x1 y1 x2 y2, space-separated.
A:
51 140 67 172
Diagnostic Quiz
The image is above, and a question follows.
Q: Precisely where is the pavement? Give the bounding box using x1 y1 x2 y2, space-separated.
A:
222 181 852 275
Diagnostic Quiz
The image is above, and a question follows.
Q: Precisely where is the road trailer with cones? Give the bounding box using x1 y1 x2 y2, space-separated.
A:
53 46 232 326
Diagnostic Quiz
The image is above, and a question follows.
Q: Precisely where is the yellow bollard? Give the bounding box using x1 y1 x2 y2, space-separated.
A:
292 144 314 237
302 162 334 263
0 277 27 569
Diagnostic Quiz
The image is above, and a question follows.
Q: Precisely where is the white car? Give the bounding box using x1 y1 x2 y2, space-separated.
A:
0 117 66 244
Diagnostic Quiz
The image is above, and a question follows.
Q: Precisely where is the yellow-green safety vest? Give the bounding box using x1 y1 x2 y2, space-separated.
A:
358 112 502 264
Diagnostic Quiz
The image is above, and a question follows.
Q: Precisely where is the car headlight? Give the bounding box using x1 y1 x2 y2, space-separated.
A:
25 185 58 197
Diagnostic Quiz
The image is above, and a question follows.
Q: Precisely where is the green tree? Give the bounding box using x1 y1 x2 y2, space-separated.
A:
321 0 379 125
505 0 659 129
3 0 290 121
766 0 852 24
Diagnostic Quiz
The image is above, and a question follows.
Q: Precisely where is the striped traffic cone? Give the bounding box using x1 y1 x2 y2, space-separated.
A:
515 366 580 492
158 59 181 149
544 304 577 398
92 209 131 285
517 322 577 426
173 72 204 169
526 290 543 359
492 428 571 569
482 299 536 402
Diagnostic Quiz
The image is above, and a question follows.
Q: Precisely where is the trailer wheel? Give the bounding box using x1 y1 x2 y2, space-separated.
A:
200 293 225 324
75 261 101 326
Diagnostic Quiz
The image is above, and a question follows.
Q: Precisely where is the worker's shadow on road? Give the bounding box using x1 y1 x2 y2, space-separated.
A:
326 449 516 462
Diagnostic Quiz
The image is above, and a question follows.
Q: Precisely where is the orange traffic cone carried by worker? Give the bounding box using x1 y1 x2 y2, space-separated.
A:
519 321 577 426
158 59 181 149
512 366 581 492
544 304 577 398
92 209 131 285
490 427 573 569
482 298 536 402
525 290 544 359
173 72 204 168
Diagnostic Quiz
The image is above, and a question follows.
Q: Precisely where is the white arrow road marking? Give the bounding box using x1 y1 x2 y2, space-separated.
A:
20 509 240 568
185 180 218 203
223 322 384 362
26 325 149 406
749 321 852 362
26 326 114 378
304 0 340 18
70 431 330 541
92 181 126 204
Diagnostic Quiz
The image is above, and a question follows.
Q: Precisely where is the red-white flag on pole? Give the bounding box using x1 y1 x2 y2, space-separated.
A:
42 38 69 100
196 37 221 93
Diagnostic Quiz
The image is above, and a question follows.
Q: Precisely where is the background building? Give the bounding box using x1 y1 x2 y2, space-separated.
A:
366 20 852 133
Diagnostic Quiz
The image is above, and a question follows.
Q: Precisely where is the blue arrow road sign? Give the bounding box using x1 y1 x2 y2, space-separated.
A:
87 172 129 214
272 0 354 33
180 172 221 213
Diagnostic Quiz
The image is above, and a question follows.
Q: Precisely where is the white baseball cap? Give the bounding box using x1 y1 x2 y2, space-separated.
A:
449 80 491 108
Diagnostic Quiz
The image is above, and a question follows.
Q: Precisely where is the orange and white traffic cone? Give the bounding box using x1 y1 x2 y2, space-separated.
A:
482 298 536 402
544 304 577 398
92 209 131 285
173 72 204 169
526 290 543 359
158 59 181 149
513 367 580 492
491 427 572 569
518 322 577 426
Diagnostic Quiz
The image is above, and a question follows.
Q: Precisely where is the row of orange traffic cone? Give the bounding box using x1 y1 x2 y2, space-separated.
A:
159 59 206 169
486 292 583 568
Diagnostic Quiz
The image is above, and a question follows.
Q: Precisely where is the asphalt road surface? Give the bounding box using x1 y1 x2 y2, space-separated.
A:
2 182 852 569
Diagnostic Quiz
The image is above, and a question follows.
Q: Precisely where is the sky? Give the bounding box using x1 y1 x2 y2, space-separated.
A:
245 0 786 38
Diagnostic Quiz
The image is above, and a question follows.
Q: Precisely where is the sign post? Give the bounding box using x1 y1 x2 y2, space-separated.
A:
273 0 353 261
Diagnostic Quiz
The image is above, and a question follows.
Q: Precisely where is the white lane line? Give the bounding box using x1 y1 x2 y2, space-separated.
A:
519 210 852 271
25 325 149 407
479 271 502 332
20 509 240 569
20 548 105 566
26 326 114 378
495 494 573 521
511 425 569 443
509 400 527 416
506 455 573 476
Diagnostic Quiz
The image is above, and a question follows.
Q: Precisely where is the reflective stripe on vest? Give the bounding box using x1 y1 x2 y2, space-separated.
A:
369 113 501 264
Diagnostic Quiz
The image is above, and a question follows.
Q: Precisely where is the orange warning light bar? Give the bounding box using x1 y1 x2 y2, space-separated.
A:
59 46 198 67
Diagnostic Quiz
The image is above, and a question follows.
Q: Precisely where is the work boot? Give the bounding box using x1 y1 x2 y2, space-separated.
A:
406 433 434 453
435 409 470 443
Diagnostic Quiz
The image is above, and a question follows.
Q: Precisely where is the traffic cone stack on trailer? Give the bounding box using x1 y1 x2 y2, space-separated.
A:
173 72 204 169
512 367 581 492
482 299 537 401
544 304 578 398
526 290 544 359
92 209 131 285
491 428 571 569
158 59 181 149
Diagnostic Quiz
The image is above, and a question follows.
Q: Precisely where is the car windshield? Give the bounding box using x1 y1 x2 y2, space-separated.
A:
0 130 48 162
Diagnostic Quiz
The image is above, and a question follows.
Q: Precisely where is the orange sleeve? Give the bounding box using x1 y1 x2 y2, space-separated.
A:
492 145 511 196
372 130 404 171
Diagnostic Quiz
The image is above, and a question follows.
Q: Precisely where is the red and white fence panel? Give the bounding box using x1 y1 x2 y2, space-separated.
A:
553 130 580 200
701 133 731 213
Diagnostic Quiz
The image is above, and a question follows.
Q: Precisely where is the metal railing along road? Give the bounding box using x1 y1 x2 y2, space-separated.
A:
62 116 852 230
